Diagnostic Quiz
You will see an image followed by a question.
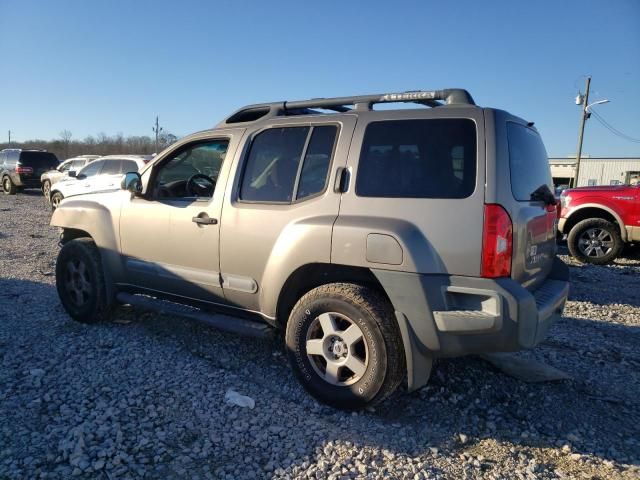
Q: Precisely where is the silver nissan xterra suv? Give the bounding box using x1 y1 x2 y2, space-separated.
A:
51 89 570 409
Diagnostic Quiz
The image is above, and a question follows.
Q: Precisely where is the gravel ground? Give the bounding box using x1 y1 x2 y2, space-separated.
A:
1 190 639 480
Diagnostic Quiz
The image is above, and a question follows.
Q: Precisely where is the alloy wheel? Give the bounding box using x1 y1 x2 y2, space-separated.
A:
305 312 368 386
578 227 614 258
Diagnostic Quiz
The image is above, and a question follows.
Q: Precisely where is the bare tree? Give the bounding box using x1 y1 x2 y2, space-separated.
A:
59 130 72 159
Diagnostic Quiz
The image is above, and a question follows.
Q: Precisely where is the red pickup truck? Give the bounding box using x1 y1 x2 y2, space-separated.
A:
559 185 640 264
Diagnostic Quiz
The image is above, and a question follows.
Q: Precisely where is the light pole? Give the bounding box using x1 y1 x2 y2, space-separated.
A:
574 76 610 187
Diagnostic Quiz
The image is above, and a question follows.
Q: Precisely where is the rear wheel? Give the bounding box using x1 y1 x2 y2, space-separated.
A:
51 191 64 211
56 238 113 323
567 218 623 264
285 283 405 410
2 176 16 195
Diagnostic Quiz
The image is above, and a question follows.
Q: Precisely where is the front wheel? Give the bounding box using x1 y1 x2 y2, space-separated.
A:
285 283 405 410
51 191 64 211
42 180 51 201
567 218 623 264
56 238 113 323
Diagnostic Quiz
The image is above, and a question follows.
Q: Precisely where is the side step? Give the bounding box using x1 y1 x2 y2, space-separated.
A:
115 292 273 339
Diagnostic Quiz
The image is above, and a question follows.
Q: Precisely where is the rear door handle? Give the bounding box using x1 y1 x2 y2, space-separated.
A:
192 213 218 225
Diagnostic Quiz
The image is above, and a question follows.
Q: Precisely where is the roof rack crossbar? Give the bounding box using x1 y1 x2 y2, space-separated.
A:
282 89 474 112
220 89 474 125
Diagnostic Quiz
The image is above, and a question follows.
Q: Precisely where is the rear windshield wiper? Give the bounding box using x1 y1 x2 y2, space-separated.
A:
530 184 557 206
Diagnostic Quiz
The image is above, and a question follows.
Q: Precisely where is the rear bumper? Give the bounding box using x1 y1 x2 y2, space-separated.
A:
14 176 41 188
372 256 570 390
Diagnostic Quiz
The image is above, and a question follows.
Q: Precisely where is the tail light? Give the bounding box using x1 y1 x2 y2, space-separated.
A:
481 204 513 278
15 165 33 174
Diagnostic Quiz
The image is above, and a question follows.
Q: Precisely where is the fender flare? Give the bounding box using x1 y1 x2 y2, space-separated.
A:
565 203 627 241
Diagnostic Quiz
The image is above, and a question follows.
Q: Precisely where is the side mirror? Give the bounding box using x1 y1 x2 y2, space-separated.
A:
68 170 77 178
121 172 143 194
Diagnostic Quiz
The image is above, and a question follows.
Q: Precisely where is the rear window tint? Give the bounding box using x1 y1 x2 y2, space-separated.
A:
507 122 552 201
356 119 476 198
19 151 58 168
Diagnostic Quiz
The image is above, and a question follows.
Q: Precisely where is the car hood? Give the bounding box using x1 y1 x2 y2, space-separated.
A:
564 185 635 194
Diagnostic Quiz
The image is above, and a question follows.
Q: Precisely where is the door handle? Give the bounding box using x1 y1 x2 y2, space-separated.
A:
192 213 218 225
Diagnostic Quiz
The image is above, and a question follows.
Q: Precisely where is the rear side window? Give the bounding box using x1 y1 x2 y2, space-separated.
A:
356 119 477 198
507 122 552 201
240 126 338 203
100 160 122 175
296 126 337 200
121 160 139 173
19 151 58 168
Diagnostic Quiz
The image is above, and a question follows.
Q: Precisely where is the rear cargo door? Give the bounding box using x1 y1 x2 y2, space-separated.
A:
503 119 557 289
18 151 59 180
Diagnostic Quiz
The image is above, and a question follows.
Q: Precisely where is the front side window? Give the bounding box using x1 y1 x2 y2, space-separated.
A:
356 119 477 198
154 140 228 199
59 161 73 172
79 160 104 178
240 125 338 203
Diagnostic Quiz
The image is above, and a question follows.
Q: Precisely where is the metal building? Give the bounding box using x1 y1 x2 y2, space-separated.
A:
549 156 640 187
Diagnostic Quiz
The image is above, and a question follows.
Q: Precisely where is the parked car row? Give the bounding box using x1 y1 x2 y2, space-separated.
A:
49 155 151 210
1 149 152 210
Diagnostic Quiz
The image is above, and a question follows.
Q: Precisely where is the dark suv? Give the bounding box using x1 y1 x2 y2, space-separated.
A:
1 149 59 195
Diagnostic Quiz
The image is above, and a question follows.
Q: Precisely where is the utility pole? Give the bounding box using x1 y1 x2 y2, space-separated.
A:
574 76 591 187
152 116 163 154
8 130 11 147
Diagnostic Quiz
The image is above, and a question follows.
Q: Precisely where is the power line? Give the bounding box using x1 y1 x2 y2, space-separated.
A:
590 109 640 143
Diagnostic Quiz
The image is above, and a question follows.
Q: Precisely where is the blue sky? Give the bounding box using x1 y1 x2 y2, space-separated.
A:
1 0 639 157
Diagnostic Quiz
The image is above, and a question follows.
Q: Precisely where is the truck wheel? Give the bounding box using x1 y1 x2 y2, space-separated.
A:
56 238 113 323
2 176 16 195
285 283 404 410
567 218 623 265
51 192 64 211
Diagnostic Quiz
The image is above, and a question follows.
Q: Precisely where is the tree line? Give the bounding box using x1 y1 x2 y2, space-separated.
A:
0 130 178 161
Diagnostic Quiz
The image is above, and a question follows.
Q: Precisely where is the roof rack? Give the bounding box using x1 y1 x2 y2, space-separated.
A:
220 89 475 125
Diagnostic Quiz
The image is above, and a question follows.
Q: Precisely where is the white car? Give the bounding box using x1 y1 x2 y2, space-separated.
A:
41 155 101 200
50 155 151 210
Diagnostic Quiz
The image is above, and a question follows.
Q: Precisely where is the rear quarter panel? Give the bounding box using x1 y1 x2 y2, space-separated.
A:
333 107 486 276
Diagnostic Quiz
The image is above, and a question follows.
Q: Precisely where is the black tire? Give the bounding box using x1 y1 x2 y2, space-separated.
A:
567 218 623 265
56 238 113 323
2 176 16 195
51 191 64 211
285 283 405 410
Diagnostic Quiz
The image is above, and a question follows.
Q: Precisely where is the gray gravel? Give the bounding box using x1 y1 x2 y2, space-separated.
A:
1 190 639 479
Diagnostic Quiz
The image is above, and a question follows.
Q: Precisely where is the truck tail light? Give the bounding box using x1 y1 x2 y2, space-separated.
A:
481 204 513 278
16 165 33 174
